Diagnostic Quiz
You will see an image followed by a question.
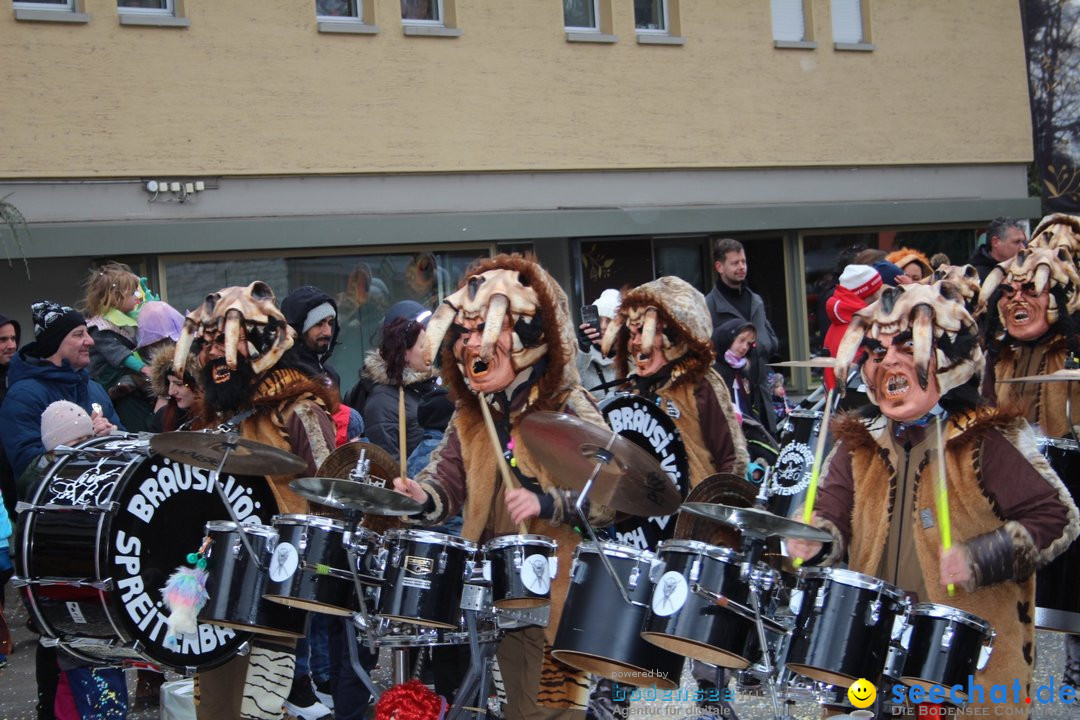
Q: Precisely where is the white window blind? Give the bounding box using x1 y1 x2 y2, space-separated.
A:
831 0 864 43
771 0 806 42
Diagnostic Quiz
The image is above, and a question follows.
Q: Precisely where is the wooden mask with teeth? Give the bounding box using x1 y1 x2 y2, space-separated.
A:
978 247 1080 329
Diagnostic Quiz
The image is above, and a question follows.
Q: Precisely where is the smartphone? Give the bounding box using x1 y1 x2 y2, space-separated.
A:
580 304 600 329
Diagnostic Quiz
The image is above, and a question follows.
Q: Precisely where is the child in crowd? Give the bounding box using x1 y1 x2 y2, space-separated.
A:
83 262 154 430
712 318 761 425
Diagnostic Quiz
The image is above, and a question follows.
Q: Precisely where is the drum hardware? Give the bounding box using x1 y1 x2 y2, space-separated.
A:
679 503 833 544
150 429 307 476
688 584 788 636
289 476 422 515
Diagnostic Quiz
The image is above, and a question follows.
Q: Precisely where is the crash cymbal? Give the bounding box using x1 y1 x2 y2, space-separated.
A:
151 431 307 475
289 477 422 516
770 358 837 369
318 441 398 484
519 411 682 517
998 369 1080 384
680 502 832 542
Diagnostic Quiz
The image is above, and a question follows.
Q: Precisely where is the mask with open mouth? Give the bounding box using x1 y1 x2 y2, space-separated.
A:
454 317 519 393
201 356 258 413
980 247 1080 341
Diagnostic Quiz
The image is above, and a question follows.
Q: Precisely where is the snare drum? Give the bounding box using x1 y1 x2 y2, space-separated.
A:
200 521 307 638
483 534 556 609
1035 436 1080 632
900 603 993 701
14 436 278 671
263 514 353 616
377 529 477 629
785 567 906 687
552 542 683 689
641 540 763 669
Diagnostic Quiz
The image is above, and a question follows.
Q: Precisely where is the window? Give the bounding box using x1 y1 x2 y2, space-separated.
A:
317 0 359 18
401 0 440 23
400 0 459 36
831 0 873 49
13 0 89 22
771 0 816 48
317 0 378 33
634 0 664 32
117 0 189 27
564 0 598 31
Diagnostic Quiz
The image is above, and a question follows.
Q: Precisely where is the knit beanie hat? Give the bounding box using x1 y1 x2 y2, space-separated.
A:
838 265 883 300
303 302 337 334
30 301 86 359
592 289 621 320
872 261 905 288
41 400 93 451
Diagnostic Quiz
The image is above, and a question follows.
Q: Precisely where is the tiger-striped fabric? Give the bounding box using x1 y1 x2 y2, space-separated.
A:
240 644 294 720
537 644 589 710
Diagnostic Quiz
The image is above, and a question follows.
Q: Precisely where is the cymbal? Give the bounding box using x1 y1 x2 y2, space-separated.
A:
151 431 307 475
289 477 422 516
680 502 832 542
770 358 837 369
999 369 1080 384
318 441 398 484
519 411 682 517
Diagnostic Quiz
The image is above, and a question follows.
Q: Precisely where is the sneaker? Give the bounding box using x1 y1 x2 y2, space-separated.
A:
312 678 334 711
284 675 333 720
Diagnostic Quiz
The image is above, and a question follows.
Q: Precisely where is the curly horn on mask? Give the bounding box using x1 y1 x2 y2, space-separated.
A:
640 307 659 357
422 298 461 367
833 313 869 395
481 293 509 361
223 309 242 370
978 265 1005 309
911 303 934 390
600 312 625 356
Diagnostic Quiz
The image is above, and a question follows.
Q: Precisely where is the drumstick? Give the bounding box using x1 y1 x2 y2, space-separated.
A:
477 391 529 535
398 386 407 479
935 416 956 597
794 388 833 568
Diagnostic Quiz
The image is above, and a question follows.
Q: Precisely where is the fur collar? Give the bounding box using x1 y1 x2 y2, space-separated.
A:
361 348 434 387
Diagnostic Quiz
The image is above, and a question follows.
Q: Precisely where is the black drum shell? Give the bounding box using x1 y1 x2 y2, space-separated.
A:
200 523 307 638
377 530 476 629
784 569 904 687
263 515 353 616
552 543 683 689
1035 438 1080 633
16 436 278 672
641 541 757 669
484 534 555 609
901 606 990 701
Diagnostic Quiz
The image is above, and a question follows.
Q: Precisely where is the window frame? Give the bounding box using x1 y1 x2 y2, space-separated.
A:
400 0 460 37
771 0 817 50
830 0 874 51
635 0 683 45
564 0 615 44
13 0 90 22
633 0 667 35
316 0 378 34
117 0 189 27
563 0 600 32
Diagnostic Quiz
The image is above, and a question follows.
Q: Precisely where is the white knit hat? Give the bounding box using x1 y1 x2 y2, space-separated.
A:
838 264 883 300
592 289 622 319
40 401 93 452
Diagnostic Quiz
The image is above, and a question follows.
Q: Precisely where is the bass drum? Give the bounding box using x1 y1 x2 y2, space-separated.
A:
600 394 689 552
1035 436 1080 633
15 435 277 672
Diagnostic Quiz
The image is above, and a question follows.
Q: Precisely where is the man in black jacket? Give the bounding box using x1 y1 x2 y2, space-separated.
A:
281 286 341 390
968 216 1026 281
0 313 20 519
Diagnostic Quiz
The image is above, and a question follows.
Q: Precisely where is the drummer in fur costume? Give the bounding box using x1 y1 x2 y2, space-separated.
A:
787 281 1079 715
600 275 748 485
392 254 615 720
172 282 338 720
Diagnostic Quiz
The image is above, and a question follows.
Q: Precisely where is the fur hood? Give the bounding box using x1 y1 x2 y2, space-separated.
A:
361 348 435 388
149 345 200 398
438 254 580 421
613 276 714 389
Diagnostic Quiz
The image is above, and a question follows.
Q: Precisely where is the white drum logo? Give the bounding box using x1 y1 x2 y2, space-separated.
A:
650 570 688 616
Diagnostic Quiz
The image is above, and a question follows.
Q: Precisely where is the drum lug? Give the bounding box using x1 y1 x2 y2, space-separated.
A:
941 623 954 649
977 630 995 670
648 558 664 583
231 535 243 557
689 559 701 584
437 550 448 574
9 575 29 588
390 545 402 568
298 530 308 553
571 556 585 583
813 586 827 611
15 500 35 514
627 564 641 591
865 599 881 626
235 640 252 657
513 547 523 570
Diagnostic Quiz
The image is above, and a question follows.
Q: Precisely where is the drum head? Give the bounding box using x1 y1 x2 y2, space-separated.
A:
31 439 280 671
600 394 689 551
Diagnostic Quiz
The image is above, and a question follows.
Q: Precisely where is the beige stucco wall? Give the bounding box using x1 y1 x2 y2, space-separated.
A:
0 0 1032 177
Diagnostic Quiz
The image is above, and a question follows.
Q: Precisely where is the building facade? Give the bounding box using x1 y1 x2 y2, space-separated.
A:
0 0 1038 390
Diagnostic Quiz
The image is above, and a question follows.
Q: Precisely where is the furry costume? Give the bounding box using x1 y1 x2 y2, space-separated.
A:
813 281 1078 715
603 276 748 482
411 255 614 715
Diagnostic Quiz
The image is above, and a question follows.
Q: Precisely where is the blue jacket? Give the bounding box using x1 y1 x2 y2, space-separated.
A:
0 348 123 478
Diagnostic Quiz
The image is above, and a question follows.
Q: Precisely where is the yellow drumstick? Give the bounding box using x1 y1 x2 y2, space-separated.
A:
794 389 833 568
935 415 956 597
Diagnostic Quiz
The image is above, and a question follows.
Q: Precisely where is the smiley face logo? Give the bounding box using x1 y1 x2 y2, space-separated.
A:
847 678 876 709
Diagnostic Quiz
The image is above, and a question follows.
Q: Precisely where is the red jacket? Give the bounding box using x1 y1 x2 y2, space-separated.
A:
823 285 867 390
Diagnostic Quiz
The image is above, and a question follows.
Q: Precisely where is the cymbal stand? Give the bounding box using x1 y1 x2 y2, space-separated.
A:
747 581 786 720
447 607 499 720
205 431 262 566
573 438 646 608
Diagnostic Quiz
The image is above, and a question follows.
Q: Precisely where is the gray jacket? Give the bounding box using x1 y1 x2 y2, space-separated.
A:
705 284 779 359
